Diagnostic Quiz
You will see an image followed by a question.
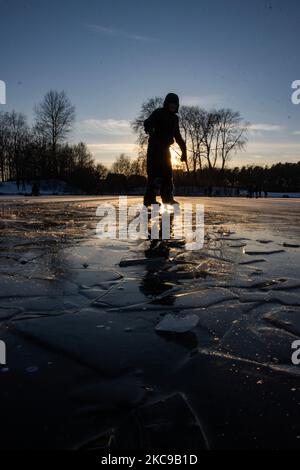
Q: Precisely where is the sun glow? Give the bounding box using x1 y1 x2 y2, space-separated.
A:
170 147 180 167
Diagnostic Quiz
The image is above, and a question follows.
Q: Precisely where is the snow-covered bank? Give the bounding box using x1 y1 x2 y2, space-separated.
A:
0 180 73 195
1 181 299 198
267 192 300 198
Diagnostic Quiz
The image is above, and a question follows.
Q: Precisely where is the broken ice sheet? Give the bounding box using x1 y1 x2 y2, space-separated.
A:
1 196 300 449
2 294 88 315
238 290 300 307
191 302 253 338
61 245 127 269
65 268 122 288
112 393 209 450
170 288 239 310
263 307 300 337
156 314 199 334
218 318 299 365
0 274 74 299
119 257 166 268
93 280 151 308
0 307 23 321
71 375 146 414
245 249 285 256
283 242 300 248
9 309 192 379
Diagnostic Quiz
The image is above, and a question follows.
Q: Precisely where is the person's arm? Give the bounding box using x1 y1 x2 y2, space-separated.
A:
174 117 187 161
144 109 159 135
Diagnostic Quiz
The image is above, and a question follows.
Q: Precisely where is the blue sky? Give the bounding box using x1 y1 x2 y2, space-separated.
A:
1 0 300 167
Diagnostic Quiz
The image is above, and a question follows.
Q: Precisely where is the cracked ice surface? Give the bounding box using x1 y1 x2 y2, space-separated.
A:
0 195 300 449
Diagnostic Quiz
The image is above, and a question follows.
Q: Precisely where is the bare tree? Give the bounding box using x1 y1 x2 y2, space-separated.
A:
199 110 220 170
72 142 94 168
179 106 206 175
34 90 75 176
0 112 10 181
132 97 163 172
217 109 248 169
96 163 108 179
111 153 132 177
132 97 163 147
129 158 141 176
7 111 29 187
132 97 248 175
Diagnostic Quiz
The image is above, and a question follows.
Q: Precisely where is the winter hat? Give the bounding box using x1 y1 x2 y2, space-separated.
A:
163 93 180 112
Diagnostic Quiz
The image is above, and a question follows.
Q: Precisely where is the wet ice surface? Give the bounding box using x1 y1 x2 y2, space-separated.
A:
0 196 300 449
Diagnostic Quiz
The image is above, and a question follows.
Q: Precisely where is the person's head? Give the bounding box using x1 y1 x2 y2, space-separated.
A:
164 93 179 113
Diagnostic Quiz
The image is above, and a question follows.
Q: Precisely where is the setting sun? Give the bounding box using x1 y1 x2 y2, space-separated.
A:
170 146 180 167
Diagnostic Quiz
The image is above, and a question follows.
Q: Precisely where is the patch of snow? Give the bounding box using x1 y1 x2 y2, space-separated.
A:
0 180 71 195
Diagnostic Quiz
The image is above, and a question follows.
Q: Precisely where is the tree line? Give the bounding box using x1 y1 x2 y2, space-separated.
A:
132 96 248 174
108 155 300 194
0 91 299 194
0 90 107 192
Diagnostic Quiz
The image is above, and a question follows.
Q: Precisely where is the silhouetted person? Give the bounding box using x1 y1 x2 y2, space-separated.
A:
143 93 187 206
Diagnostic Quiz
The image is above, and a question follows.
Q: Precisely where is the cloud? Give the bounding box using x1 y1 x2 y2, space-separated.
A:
88 143 136 151
292 131 300 135
248 123 285 132
230 141 300 166
86 140 300 168
81 119 132 136
86 24 156 42
181 95 222 108
247 123 285 138
87 143 137 167
247 142 300 152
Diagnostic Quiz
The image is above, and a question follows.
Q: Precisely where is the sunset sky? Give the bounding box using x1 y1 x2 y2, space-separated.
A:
1 0 300 167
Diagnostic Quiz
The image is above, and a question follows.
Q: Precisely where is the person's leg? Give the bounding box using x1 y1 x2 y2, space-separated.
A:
144 176 161 206
144 141 162 206
160 176 176 204
160 148 177 204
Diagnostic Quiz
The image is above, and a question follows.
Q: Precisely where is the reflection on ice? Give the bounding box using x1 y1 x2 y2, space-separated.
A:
0 196 300 449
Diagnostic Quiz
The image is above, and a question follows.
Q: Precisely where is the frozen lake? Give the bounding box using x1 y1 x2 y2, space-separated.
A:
0 195 300 449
